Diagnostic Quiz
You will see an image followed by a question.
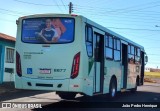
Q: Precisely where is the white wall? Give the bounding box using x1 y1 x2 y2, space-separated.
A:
3 46 15 82
145 67 150 72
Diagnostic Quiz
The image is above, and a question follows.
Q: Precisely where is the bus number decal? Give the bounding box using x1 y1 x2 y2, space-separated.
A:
54 69 66 72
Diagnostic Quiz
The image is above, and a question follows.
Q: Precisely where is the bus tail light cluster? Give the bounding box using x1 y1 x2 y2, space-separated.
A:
71 52 80 79
16 51 22 77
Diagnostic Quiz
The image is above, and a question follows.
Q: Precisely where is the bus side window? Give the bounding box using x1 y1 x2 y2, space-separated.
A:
105 35 113 59
128 45 130 54
128 45 135 64
85 25 93 57
114 38 121 61
135 48 141 64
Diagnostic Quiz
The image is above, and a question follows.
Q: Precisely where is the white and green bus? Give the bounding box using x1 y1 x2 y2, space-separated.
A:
15 14 147 99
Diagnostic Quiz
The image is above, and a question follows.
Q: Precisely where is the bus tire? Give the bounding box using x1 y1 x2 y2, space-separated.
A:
136 76 140 86
109 77 117 99
57 92 76 100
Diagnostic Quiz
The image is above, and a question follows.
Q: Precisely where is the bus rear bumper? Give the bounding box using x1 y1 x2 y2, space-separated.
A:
15 75 83 92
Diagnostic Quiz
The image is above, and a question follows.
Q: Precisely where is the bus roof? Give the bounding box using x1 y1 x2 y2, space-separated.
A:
79 15 145 52
19 13 145 52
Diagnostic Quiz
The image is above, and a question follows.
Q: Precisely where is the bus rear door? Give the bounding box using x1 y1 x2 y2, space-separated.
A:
93 32 104 93
122 43 128 89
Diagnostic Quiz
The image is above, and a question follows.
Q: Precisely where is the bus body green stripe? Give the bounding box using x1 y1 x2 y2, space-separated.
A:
88 58 94 75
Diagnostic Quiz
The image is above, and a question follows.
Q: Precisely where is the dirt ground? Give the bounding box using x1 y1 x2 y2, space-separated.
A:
144 76 160 84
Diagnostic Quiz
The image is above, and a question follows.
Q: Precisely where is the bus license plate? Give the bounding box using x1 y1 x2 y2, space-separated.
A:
39 69 51 74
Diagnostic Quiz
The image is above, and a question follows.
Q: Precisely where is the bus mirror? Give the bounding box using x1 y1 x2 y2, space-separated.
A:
145 55 148 64
16 20 19 25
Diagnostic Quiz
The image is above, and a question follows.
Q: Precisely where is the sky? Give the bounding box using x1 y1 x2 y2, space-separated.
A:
0 0 160 68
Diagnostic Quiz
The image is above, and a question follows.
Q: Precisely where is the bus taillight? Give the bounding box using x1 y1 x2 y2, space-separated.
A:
71 52 80 79
16 51 22 77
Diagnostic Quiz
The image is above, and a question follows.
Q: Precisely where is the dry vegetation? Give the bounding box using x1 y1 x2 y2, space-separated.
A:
145 72 160 78
144 72 160 83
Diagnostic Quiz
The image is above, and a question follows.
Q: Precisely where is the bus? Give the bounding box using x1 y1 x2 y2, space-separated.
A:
15 14 148 99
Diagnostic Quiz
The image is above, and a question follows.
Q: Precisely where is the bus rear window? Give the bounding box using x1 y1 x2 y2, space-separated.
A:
22 17 74 44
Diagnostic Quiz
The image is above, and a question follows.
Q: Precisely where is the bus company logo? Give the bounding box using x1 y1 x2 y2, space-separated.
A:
65 20 72 23
2 103 11 108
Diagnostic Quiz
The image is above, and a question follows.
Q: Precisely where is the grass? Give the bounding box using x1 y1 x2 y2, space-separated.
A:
145 72 160 78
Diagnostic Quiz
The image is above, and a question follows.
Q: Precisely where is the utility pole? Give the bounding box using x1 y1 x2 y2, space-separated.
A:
69 2 73 14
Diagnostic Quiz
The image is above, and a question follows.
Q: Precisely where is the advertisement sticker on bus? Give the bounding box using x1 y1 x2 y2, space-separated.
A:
22 18 75 44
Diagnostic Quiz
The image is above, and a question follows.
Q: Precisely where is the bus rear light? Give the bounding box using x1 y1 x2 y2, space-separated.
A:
16 51 22 77
71 52 80 79
71 14 78 17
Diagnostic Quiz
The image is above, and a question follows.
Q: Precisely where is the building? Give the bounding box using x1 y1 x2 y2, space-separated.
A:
0 33 16 84
145 67 160 72
150 68 160 72
145 67 151 72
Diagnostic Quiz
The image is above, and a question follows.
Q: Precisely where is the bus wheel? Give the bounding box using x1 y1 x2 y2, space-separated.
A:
109 78 117 99
57 92 76 100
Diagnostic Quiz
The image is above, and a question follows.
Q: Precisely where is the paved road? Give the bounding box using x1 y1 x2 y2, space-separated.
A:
1 82 160 111
34 82 160 111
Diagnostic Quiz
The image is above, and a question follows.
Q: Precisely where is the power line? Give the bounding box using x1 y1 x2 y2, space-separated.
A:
91 17 160 24
116 31 160 39
74 1 160 22
52 0 64 13
125 34 160 42
146 47 160 49
76 11 160 22
97 22 153 27
7 0 160 22
0 8 30 15
1 11 159 32
74 7 160 21
0 18 15 23
119 34 160 41
75 8 160 18
148 62 160 64
74 0 160 14
60 0 67 11
0 11 19 17
1 7 159 28
13 0 65 7
75 11 160 24
75 6 160 15
107 27 160 32
83 0 102 5
113 4 160 15
147 54 160 55
132 37 160 41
